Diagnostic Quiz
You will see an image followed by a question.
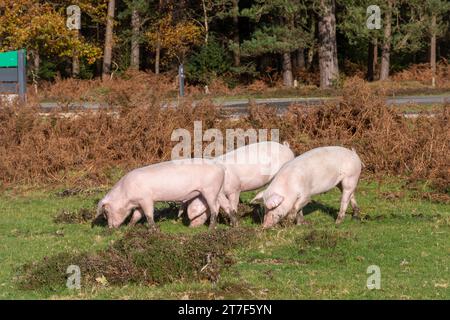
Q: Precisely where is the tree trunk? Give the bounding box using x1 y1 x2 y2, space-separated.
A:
102 0 116 81
373 38 378 79
202 0 209 43
31 50 40 94
155 0 164 74
297 48 305 70
306 16 316 71
232 0 240 67
307 47 314 70
367 38 378 81
32 50 40 75
130 8 140 70
155 36 161 74
72 56 80 77
380 0 392 81
72 30 80 77
430 14 437 87
282 52 293 87
318 0 339 88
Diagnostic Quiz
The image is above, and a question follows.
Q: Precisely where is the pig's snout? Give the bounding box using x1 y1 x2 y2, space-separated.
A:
262 212 276 229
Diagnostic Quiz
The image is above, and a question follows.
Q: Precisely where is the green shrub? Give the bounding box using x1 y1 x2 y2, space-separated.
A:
186 38 232 85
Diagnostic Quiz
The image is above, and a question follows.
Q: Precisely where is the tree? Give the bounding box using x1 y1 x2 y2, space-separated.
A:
338 0 435 81
317 0 339 88
186 37 232 84
338 0 383 81
145 13 203 69
192 0 242 66
130 7 141 69
379 0 392 80
422 0 450 86
240 0 312 87
102 0 116 80
231 0 240 67
61 0 107 77
118 0 152 70
0 0 101 78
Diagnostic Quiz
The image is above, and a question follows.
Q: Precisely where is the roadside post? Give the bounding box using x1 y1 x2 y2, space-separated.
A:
0 49 27 103
179 64 185 97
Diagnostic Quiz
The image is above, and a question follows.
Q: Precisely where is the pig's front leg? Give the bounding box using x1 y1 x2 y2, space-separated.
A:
218 192 239 227
203 192 220 231
139 199 157 230
227 191 240 227
129 208 144 226
293 196 311 226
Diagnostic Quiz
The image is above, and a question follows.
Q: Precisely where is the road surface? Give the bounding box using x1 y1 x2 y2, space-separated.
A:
39 94 450 116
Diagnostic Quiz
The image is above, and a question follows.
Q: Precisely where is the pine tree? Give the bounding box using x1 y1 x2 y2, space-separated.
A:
240 0 312 87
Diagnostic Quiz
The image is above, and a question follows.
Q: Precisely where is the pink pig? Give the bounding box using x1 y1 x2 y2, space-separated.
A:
94 159 226 230
251 146 362 228
187 141 295 227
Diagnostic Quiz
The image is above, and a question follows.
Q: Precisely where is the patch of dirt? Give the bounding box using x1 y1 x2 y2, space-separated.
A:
175 280 263 299
53 208 96 224
378 191 406 201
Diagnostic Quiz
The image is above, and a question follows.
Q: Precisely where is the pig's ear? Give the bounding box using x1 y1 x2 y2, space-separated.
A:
266 193 284 209
250 191 264 204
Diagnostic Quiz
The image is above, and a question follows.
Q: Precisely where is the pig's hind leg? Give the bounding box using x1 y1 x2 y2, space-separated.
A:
336 177 359 224
349 193 361 220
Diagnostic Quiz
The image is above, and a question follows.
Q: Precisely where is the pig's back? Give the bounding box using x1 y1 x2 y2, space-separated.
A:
125 159 224 191
217 141 295 190
276 146 361 195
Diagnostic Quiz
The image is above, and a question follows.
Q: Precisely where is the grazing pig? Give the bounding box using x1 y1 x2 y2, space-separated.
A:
94 159 226 230
187 141 295 227
251 146 362 228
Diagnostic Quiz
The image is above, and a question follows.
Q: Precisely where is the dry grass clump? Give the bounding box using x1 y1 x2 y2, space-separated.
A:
19 226 255 290
233 78 449 193
392 61 450 87
287 78 449 193
0 77 448 193
0 100 222 186
38 70 177 107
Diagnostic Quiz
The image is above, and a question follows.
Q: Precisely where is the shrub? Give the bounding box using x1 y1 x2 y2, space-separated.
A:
19 226 256 290
186 38 232 85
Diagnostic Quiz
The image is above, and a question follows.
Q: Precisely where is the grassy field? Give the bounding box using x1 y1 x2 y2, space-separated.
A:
0 178 449 300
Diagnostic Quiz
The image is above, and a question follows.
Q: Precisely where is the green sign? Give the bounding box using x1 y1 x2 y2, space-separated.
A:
0 49 27 100
0 50 19 67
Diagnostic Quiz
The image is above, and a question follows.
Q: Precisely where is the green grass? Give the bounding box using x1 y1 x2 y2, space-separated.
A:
0 178 449 299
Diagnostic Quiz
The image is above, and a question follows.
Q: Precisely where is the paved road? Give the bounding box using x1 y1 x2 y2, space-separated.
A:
39 94 450 115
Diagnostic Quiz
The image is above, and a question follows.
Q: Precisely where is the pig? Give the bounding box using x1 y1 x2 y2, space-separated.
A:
94 159 226 231
186 141 295 227
251 146 362 228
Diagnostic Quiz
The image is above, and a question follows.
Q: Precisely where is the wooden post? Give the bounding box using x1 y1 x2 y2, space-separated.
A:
18 49 26 102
